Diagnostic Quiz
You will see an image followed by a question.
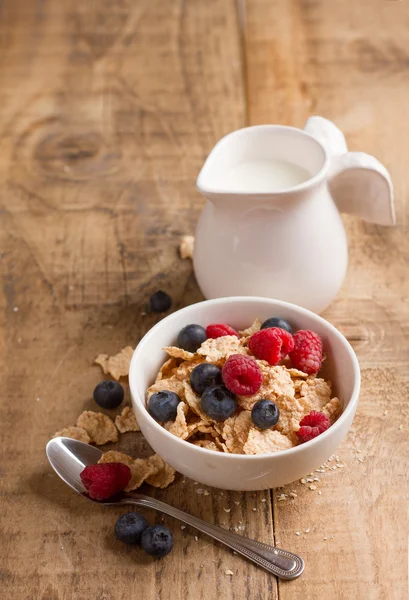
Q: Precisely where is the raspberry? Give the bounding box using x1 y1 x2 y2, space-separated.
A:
248 327 294 365
222 354 263 396
80 462 131 501
206 323 239 339
297 411 331 443
289 329 323 375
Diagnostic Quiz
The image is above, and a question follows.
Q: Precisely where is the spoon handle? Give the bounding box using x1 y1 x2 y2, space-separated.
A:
126 493 304 580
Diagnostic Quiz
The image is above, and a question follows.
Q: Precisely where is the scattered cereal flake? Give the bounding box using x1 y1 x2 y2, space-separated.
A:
383 410 388 416
197 336 248 365
295 531 300 536
252 508 257 512
53 426 90 444
155 358 178 382
99 455 154 492
298 378 332 411
181 525 186 530
115 406 140 433
163 346 195 361
204 490 210 496
309 485 317 491
192 440 221 452
305 528 310 533
318 491 322 495
239 318 261 337
399 424 403 430
225 569 234 576
322 397 342 424
99 450 153 491
99 450 134 466
223 508 231 513
147 376 185 399
94 346 134 380
145 454 176 488
76 411 118 445
195 536 199 542
165 402 189 439
126 458 157 491
179 235 195 259
183 381 210 421
243 428 293 455
301 478 307 484
289 492 298 498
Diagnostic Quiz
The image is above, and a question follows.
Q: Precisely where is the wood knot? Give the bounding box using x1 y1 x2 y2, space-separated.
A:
34 131 120 180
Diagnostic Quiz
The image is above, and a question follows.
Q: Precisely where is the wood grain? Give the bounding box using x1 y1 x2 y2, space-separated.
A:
1 0 408 599
0 1 276 599
244 1 409 599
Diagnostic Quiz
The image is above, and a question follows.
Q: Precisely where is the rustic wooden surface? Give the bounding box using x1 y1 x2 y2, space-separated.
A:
1 1 408 599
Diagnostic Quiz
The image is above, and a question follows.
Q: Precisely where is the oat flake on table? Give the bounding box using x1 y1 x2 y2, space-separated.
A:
94 346 134 380
76 411 118 445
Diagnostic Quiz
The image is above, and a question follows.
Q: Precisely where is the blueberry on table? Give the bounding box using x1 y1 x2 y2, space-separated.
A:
141 525 174 557
93 380 124 409
190 363 222 395
150 290 172 313
201 385 237 422
260 317 293 334
177 324 207 353
115 512 148 545
251 399 280 430
148 391 181 422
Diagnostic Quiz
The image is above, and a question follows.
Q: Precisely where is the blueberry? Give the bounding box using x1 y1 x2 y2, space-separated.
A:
261 317 292 334
201 385 237 422
115 512 148 545
93 380 124 409
251 399 280 429
148 390 180 422
150 290 172 313
190 363 222 395
141 525 174 557
177 324 207 353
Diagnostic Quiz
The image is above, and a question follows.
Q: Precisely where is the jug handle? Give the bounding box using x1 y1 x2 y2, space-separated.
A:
304 116 395 226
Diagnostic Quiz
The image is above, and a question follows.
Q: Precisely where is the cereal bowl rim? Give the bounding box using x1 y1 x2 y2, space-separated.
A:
129 296 361 460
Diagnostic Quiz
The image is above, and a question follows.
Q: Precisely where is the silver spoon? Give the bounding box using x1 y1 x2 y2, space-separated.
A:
46 437 304 580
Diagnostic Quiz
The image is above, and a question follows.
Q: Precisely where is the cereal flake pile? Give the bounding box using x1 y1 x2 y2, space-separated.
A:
147 318 341 454
52 347 176 492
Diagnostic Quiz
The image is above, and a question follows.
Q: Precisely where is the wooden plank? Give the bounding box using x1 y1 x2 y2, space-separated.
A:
0 1 278 599
244 1 409 599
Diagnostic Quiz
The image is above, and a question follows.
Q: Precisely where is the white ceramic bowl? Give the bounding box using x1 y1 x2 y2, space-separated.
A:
129 297 360 491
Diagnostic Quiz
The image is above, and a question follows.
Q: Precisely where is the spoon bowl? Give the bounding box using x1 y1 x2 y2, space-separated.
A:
46 437 304 580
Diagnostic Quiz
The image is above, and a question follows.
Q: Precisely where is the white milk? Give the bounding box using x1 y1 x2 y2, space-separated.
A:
221 159 311 192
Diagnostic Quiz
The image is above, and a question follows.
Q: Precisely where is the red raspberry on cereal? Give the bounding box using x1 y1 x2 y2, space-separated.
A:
222 354 263 396
289 329 323 375
206 323 239 339
296 411 331 443
248 327 294 365
80 462 131 501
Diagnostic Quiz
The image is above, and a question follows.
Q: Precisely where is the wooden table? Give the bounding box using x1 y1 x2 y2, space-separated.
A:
1 1 408 598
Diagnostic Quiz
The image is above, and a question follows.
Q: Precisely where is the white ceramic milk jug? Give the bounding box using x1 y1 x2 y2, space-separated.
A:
193 116 395 313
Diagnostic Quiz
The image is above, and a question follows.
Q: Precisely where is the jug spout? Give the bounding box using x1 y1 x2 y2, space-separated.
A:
304 116 395 226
